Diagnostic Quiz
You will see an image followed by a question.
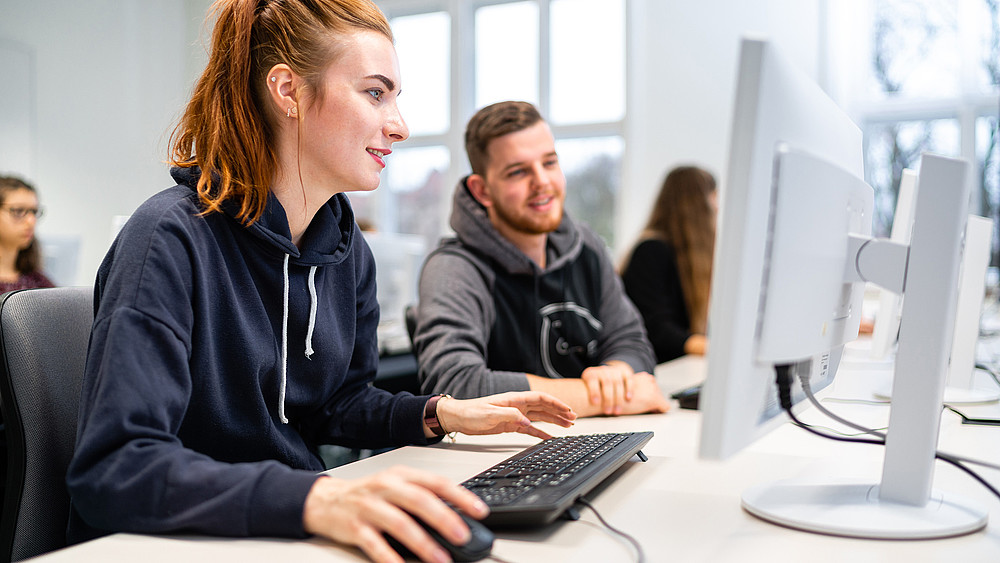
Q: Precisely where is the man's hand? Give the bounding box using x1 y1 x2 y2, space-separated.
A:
581 360 637 415
527 370 671 417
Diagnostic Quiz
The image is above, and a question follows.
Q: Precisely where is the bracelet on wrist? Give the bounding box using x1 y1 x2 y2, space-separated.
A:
423 393 452 436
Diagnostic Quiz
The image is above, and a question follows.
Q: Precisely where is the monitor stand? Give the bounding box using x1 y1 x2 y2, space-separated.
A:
743 154 989 539
742 482 985 539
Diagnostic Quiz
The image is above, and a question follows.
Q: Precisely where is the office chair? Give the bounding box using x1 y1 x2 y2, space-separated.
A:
404 303 418 349
0 287 93 562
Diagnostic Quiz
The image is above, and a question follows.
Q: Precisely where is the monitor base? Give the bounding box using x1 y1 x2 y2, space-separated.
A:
742 481 987 539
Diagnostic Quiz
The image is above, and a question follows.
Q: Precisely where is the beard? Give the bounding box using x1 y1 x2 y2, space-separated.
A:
491 196 563 235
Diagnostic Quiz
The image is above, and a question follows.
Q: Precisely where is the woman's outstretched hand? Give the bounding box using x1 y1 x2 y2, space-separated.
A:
430 391 576 440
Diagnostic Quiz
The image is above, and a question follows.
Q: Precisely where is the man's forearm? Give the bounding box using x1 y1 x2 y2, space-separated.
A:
525 374 606 417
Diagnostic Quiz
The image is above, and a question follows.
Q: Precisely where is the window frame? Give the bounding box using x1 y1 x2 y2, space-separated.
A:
833 0 1000 221
375 0 627 242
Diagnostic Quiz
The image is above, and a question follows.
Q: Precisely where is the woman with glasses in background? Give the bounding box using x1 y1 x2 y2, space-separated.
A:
0 176 54 293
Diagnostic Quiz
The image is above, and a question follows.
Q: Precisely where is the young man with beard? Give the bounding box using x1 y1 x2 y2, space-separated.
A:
413 101 671 417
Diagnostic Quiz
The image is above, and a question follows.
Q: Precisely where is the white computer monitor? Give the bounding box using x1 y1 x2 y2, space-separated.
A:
699 37 987 539
699 36 865 462
946 215 997 402
872 209 998 404
40 234 81 287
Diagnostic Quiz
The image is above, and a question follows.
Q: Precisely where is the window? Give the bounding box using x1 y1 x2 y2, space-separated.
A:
865 118 961 234
844 0 999 263
475 2 539 109
549 0 626 125
370 0 627 249
348 6 451 243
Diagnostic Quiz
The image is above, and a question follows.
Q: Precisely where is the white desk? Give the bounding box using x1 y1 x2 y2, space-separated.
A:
30 355 1000 562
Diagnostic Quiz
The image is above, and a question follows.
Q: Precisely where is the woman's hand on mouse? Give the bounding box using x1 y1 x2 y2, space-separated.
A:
303 466 487 563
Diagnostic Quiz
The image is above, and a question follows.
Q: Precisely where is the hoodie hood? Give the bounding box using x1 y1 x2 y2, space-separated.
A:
448 175 582 275
170 166 357 423
170 166 356 267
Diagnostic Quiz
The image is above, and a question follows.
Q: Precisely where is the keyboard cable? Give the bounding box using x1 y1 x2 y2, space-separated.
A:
575 497 646 563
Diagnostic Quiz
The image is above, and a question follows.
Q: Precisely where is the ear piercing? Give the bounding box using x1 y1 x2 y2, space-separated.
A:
271 77 296 118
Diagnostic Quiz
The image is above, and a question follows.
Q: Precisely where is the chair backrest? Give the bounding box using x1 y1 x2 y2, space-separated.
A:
0 287 93 562
404 304 418 350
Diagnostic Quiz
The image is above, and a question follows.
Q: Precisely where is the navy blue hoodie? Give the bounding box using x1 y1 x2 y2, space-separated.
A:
66 168 434 542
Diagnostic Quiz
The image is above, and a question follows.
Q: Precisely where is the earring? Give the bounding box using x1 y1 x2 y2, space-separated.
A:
287 106 297 118
270 76 276 83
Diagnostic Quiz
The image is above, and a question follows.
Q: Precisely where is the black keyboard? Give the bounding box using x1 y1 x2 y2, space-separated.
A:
460 431 653 527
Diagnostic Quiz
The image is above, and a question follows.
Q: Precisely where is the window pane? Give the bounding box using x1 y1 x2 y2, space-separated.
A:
555 136 624 247
972 0 1000 91
384 145 450 243
865 118 960 236
391 12 450 135
869 0 960 99
977 115 999 264
550 0 625 124
348 146 449 247
475 2 539 108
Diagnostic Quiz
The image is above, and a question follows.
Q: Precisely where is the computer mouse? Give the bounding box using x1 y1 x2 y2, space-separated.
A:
384 509 494 562
671 383 702 410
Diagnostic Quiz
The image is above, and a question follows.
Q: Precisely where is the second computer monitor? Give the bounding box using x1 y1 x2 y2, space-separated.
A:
699 37 987 539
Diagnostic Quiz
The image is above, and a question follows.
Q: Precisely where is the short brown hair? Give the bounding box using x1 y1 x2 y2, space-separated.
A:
169 0 392 225
464 101 544 176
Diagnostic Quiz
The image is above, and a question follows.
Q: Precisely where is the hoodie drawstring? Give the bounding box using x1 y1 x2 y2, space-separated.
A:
278 254 320 424
305 266 318 358
279 254 290 424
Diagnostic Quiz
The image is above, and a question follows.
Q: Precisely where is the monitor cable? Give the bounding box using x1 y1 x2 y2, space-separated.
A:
574 497 645 563
943 404 1000 427
775 364 1000 502
974 362 1000 389
795 366 1000 473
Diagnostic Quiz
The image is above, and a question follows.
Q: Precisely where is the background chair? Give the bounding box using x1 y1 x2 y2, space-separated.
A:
404 303 418 350
0 287 93 562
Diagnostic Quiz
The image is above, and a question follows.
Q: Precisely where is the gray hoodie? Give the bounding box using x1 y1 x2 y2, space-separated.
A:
413 178 656 398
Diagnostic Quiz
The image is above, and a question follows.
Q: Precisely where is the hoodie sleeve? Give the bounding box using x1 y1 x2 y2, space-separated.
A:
413 248 532 398
580 228 657 374
68 307 319 539
67 198 317 541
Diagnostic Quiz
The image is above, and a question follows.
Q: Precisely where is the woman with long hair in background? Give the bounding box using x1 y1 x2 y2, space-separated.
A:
621 166 717 363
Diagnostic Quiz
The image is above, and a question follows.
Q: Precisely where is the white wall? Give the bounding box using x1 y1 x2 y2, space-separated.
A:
0 0 827 283
0 0 211 286
619 0 825 256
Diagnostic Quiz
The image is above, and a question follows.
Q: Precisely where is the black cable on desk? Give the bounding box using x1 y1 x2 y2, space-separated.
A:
774 364 883 448
575 497 645 563
774 364 1000 502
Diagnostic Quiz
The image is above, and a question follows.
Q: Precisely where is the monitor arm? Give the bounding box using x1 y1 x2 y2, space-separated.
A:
845 235 909 295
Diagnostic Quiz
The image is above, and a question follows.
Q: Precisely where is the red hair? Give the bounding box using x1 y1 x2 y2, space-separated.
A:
168 0 392 225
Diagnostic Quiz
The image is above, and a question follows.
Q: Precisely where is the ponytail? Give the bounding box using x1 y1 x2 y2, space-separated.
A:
168 0 392 225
